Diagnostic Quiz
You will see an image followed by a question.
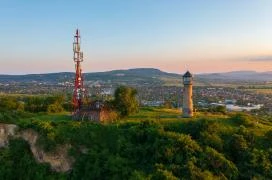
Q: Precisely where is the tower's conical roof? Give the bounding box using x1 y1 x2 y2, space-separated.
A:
183 71 192 77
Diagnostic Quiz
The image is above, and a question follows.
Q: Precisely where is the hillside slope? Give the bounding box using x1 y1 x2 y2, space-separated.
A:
0 108 272 179
0 124 72 172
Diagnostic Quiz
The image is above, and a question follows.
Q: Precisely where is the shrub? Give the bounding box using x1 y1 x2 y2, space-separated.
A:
231 113 256 127
204 147 238 179
47 103 64 113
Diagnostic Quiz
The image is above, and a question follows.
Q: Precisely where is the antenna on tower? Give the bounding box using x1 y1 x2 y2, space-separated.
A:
72 29 86 115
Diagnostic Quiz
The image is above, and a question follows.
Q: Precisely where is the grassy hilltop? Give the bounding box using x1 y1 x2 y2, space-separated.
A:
0 107 272 179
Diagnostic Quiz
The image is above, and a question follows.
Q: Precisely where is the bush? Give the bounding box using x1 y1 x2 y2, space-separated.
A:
231 113 256 127
207 106 226 114
204 147 238 179
228 134 249 161
152 164 179 180
47 103 64 113
200 132 223 151
0 139 64 179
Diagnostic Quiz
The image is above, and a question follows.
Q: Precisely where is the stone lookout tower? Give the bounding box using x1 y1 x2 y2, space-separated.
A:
182 71 193 117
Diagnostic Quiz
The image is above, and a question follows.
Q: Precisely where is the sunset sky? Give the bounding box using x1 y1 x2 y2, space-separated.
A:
1 0 272 74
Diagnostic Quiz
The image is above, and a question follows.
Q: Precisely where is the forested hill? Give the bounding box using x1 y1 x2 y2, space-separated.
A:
0 68 178 83
0 68 271 84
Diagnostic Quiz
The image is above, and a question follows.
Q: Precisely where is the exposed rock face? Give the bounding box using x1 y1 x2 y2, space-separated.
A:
0 124 18 147
0 123 73 172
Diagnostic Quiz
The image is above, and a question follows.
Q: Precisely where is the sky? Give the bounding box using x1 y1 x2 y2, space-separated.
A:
0 0 272 74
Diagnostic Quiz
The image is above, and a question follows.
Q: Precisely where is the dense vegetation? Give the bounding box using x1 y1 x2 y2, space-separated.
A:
0 94 68 113
0 139 66 179
0 95 272 179
112 86 139 117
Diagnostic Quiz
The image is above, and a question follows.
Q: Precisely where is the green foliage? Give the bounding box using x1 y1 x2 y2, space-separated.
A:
265 130 272 141
231 113 256 127
0 107 272 179
182 118 221 140
183 161 218 180
0 94 66 114
25 94 65 113
0 139 66 180
62 101 73 111
229 134 249 160
47 103 64 113
249 149 272 177
204 147 238 179
0 96 25 113
71 149 132 180
152 164 179 180
200 132 223 151
207 105 227 114
113 86 139 117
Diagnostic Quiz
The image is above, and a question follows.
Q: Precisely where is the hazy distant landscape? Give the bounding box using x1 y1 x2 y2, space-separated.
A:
1 1 272 179
0 68 271 84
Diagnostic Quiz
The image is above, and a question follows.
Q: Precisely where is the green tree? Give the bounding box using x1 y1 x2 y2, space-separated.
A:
113 86 139 117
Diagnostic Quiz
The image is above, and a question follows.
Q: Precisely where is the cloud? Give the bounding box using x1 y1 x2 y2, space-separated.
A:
248 56 272 62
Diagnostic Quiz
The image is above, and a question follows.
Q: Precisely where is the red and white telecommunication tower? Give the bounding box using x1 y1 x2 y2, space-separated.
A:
72 29 85 113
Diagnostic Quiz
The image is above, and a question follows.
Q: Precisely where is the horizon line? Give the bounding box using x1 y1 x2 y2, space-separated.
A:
0 67 270 76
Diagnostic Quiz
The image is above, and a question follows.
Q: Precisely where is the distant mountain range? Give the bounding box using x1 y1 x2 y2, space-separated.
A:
198 71 272 82
0 68 271 85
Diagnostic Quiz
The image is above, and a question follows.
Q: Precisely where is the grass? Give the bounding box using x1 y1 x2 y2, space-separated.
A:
124 107 183 123
2 106 271 139
126 107 228 121
123 107 272 138
31 112 71 121
19 107 270 131
16 112 72 127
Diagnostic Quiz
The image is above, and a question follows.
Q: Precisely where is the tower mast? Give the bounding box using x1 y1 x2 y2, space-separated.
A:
72 29 84 114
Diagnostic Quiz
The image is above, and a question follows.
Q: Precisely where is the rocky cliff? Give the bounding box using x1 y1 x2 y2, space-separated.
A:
0 123 73 172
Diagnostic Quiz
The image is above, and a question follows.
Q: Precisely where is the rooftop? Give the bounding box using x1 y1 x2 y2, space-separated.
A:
183 71 192 77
